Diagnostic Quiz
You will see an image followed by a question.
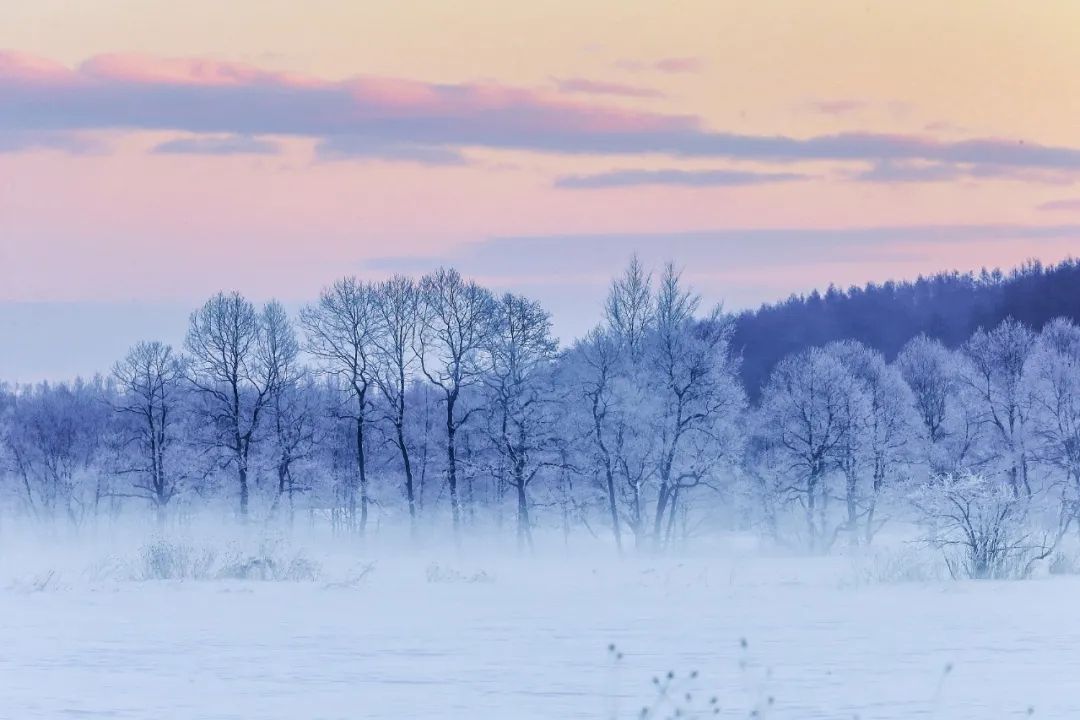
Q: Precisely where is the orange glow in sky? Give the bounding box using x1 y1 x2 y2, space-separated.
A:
2 1 1080 380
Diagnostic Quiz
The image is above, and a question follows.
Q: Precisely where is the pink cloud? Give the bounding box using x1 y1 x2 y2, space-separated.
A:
0 50 73 84
615 56 704 74
5 50 1080 175
0 51 692 145
554 77 664 98
804 99 866 116
80 53 275 86
1037 198 1080 212
654 57 704 74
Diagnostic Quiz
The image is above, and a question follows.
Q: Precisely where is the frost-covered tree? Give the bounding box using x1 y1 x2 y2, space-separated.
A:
757 347 860 552
827 341 920 544
911 472 1065 579
646 264 745 549
111 341 188 523
371 275 422 535
961 318 1036 497
262 305 316 520
566 327 626 552
483 292 559 549
301 278 381 534
599 259 658 548
564 260 745 551
416 267 496 536
1026 318 1080 515
5 379 110 523
185 292 283 518
897 335 953 445
897 335 986 478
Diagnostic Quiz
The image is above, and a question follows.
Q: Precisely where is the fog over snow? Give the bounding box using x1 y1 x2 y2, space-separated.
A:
6 1 1080 717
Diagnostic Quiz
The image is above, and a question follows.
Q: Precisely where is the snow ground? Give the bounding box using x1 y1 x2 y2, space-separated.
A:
1 533 1078 719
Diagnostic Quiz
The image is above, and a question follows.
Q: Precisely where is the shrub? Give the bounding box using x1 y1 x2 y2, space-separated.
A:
911 473 1065 580
848 545 948 585
138 541 217 581
133 540 320 582
425 562 492 584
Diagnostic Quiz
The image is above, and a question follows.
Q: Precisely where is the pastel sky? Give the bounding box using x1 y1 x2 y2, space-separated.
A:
3 0 1080 381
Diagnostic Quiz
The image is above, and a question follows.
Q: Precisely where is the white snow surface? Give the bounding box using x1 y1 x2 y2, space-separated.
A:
1 530 1078 719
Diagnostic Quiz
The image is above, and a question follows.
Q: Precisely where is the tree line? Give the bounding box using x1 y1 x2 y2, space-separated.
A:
3 259 1080 555
734 257 1080 396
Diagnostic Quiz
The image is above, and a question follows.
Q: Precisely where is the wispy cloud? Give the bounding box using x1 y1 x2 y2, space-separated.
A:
553 77 663 98
849 160 1078 184
1037 198 1080 212
315 137 468 165
803 99 866 116
923 121 970 135
5 51 1080 176
365 224 1080 337
616 56 704 74
151 134 281 156
654 57 704 74
555 168 809 189
369 223 1080 279
0 129 102 154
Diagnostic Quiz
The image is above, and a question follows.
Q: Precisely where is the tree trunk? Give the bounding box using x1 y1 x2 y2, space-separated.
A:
653 483 671 550
356 415 369 536
664 487 680 550
515 479 532 552
396 421 417 538
845 469 859 548
446 396 461 538
238 462 249 520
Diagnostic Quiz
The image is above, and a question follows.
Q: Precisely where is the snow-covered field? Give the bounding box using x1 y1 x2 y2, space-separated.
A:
1 532 1077 719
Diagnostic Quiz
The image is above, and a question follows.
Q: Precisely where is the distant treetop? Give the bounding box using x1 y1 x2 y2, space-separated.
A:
733 257 1080 396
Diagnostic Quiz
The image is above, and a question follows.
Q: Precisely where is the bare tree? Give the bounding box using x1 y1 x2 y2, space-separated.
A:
758 348 860 552
301 278 381 535
261 304 316 522
416 267 496 537
111 341 187 523
912 472 1068 579
601 259 658 549
372 275 422 536
897 335 954 446
605 255 653 358
647 264 745 550
828 340 920 544
5 379 109 523
569 327 625 553
1026 318 1080 522
962 318 1036 497
185 292 280 519
484 292 559 550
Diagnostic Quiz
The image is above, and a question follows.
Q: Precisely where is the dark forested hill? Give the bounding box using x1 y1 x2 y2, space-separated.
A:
733 258 1080 396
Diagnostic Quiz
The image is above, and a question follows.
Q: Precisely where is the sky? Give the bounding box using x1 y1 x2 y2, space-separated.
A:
3 1 1080 381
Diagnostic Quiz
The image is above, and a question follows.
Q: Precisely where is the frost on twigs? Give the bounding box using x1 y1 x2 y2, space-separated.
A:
846 545 948 586
6 569 64 593
911 472 1069 580
322 562 376 589
424 562 493 584
610 639 770 720
133 539 322 582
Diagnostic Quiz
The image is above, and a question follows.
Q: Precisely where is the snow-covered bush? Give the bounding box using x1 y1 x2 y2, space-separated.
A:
425 562 493 584
217 546 320 582
139 540 218 580
1048 550 1080 576
134 539 320 582
911 473 1063 580
848 545 948 585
